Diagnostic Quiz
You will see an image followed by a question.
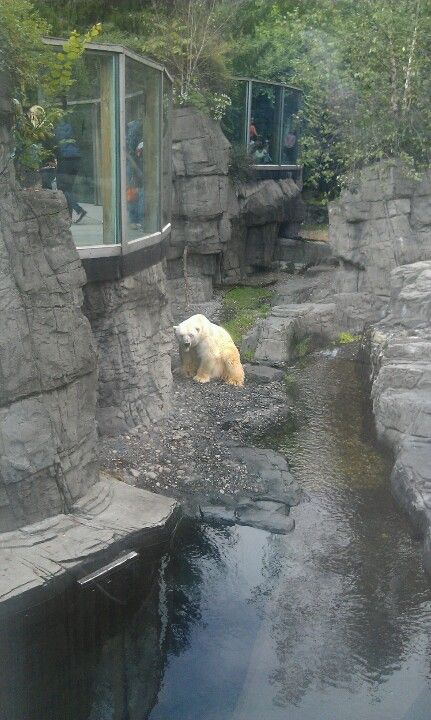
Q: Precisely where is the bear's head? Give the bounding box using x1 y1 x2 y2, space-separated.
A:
173 314 208 351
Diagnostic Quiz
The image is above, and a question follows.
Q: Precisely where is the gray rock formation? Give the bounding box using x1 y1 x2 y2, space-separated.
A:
200 445 302 534
228 446 303 506
329 163 431 330
239 162 431 370
168 105 230 310
274 237 332 267
232 177 303 274
83 262 173 436
0 97 99 530
168 106 303 312
0 90 179 612
367 260 431 574
242 364 285 384
200 499 295 535
242 302 340 367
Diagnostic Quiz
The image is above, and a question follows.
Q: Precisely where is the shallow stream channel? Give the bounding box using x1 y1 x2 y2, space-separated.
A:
3 348 431 720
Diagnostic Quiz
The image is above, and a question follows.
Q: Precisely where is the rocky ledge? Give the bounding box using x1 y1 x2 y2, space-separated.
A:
0 474 180 616
241 263 340 366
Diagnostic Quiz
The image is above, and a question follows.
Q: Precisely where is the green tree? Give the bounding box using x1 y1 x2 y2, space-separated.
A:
0 0 49 93
0 0 102 173
226 0 431 196
34 0 240 116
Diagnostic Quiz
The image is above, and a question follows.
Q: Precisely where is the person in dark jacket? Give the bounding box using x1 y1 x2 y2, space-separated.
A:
55 113 86 223
126 119 144 226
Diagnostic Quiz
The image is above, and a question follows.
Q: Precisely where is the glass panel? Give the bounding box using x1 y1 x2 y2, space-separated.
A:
220 79 248 147
250 82 283 165
162 74 173 229
281 89 300 165
55 51 119 246
125 57 161 240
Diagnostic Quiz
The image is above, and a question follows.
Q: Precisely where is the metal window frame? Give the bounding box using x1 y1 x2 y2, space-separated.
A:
158 68 164 232
277 86 285 165
161 69 173 230
245 80 252 148
232 75 302 92
43 37 172 260
118 51 128 255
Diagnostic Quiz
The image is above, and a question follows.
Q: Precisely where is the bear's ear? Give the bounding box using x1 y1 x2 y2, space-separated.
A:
195 326 201 333
173 325 178 331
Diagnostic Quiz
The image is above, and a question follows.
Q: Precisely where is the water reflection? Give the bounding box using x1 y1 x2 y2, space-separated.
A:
151 350 431 719
161 521 232 659
2 351 431 720
0 549 165 720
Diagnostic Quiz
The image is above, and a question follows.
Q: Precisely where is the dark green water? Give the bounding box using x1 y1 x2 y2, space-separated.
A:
148 349 431 720
2 349 431 720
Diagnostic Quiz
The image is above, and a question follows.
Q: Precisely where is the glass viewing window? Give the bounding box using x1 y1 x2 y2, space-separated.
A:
221 78 302 168
43 39 173 257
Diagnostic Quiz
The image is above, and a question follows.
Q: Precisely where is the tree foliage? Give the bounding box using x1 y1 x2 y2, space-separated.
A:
225 0 431 195
0 0 102 172
12 24 102 173
0 0 49 92
8 0 431 194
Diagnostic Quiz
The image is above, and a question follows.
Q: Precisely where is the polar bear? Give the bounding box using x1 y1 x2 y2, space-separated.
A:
174 314 245 386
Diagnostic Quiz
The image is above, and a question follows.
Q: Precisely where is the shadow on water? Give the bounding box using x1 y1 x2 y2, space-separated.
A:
0 545 168 720
2 347 431 720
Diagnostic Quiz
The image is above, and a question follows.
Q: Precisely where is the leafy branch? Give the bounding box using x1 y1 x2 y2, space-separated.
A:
11 22 102 174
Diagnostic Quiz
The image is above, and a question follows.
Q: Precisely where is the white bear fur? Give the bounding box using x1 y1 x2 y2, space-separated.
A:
174 314 245 386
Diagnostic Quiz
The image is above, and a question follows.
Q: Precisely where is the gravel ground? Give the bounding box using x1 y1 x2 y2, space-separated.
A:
98 371 293 511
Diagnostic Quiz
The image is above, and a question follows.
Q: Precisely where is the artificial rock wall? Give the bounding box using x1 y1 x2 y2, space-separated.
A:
329 163 431 330
329 160 431 574
83 262 173 436
368 260 431 573
167 105 304 313
0 89 99 530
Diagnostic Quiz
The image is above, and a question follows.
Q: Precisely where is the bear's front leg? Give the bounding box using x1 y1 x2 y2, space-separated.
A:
193 346 213 383
180 347 198 378
222 347 245 386
193 369 211 383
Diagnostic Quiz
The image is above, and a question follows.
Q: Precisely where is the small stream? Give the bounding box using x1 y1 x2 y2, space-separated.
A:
2 348 431 719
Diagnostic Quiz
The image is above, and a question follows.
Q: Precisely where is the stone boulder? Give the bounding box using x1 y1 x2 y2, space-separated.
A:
236 179 286 227
228 446 303 506
274 237 332 267
384 261 431 329
242 302 340 367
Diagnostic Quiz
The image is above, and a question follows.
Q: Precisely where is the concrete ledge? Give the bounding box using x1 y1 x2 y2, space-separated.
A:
0 474 180 616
